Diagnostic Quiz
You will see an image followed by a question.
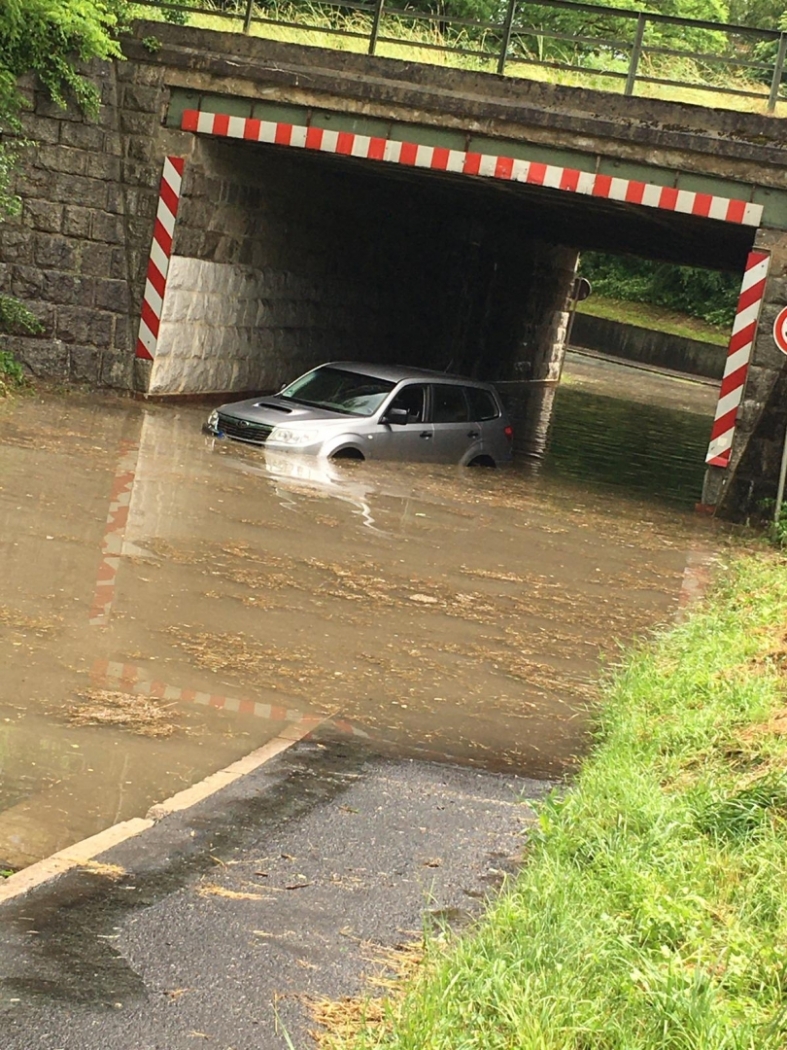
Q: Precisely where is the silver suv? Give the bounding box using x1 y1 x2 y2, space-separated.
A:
204 362 513 466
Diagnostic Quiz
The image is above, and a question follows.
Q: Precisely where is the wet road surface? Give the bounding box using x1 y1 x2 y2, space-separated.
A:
0 353 722 869
0 738 547 1050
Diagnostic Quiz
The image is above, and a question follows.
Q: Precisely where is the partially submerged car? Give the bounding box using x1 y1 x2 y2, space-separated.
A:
204 362 513 466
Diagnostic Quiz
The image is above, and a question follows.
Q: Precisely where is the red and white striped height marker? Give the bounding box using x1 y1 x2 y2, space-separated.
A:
135 156 186 361
180 109 763 228
706 250 771 468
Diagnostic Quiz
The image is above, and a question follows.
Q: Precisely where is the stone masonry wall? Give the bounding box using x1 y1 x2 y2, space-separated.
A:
150 138 398 396
0 64 134 386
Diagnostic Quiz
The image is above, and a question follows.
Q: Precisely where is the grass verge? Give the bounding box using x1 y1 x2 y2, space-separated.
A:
577 296 729 347
324 550 787 1049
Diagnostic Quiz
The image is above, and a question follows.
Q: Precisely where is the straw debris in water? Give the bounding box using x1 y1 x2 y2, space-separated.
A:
65 689 177 737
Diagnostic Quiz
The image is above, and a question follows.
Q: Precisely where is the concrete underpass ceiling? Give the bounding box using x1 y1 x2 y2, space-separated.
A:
226 140 757 274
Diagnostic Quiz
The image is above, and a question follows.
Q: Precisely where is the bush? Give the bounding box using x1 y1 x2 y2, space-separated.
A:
581 252 740 329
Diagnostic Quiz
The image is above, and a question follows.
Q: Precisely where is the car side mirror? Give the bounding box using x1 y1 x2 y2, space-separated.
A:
381 407 409 426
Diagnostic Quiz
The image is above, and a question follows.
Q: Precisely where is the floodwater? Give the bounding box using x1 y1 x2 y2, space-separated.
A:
0 353 723 868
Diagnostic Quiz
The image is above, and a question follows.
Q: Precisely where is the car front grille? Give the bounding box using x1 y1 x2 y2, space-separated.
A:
217 414 274 444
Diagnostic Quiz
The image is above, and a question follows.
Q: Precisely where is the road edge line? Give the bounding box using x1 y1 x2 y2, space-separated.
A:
0 716 324 907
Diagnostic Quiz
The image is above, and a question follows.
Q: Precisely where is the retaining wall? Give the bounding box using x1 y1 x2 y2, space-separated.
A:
571 313 726 380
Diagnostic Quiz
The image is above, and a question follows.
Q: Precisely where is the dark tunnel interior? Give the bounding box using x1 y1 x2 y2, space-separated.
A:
157 134 751 397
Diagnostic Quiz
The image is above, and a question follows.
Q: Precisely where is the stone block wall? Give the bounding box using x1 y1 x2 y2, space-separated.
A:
0 65 138 387
0 51 195 390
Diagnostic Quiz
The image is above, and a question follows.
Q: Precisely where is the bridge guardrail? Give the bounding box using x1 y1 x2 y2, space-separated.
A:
130 0 787 113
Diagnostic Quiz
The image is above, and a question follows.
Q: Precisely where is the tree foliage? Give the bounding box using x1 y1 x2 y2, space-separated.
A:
727 0 783 28
0 0 124 122
580 252 740 328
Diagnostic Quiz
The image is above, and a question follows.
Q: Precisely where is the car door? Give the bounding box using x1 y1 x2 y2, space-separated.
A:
428 384 480 463
464 385 509 461
371 384 435 461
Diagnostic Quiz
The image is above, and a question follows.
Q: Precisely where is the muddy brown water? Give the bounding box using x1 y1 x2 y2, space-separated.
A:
0 354 724 868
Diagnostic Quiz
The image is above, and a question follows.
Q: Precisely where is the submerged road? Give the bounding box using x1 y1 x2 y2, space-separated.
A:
0 355 721 871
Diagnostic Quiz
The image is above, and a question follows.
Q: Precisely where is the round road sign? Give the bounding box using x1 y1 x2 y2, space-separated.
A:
774 306 787 356
571 277 592 303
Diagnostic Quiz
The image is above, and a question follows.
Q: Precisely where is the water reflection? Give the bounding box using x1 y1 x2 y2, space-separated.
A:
0 362 721 867
542 353 717 506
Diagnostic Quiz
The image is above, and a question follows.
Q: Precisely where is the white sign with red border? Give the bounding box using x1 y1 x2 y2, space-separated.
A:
775 306 787 356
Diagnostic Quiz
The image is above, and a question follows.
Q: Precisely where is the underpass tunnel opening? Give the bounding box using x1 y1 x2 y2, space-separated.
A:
150 135 578 405
148 130 760 494
533 235 755 502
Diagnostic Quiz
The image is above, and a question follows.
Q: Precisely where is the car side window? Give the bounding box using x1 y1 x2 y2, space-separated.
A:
432 385 469 424
388 384 426 423
464 387 499 421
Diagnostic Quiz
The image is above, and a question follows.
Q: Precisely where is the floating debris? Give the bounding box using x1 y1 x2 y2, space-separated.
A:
63 689 177 738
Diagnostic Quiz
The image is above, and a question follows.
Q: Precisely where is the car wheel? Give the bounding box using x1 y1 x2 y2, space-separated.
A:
331 448 365 461
468 455 496 468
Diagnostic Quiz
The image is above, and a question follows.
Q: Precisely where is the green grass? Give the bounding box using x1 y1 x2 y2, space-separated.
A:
578 296 729 347
330 551 787 1050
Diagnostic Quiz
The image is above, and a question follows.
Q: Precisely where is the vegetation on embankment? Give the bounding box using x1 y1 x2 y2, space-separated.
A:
578 252 738 332
577 295 729 346
330 551 787 1050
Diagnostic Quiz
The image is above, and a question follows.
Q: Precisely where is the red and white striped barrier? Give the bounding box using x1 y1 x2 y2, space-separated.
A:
181 109 763 227
706 250 771 468
135 156 185 361
89 441 140 627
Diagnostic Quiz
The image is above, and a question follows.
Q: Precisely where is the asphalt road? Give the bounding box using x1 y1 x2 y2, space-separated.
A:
0 732 550 1050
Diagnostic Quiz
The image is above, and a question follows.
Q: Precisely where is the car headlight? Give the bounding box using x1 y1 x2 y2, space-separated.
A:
207 410 219 428
269 427 318 447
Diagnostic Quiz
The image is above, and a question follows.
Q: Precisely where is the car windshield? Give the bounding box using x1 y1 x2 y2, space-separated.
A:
279 367 396 417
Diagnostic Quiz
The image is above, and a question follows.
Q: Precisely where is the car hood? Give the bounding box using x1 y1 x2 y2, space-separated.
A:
217 396 358 425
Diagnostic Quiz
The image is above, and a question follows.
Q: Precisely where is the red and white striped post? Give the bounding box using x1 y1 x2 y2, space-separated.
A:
705 250 771 468
135 156 186 362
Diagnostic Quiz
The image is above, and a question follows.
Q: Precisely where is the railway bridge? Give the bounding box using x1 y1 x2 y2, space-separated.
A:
2 20 787 514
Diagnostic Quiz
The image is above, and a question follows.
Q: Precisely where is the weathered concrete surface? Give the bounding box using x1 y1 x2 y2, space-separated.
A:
572 314 726 380
0 734 550 1050
141 22 787 186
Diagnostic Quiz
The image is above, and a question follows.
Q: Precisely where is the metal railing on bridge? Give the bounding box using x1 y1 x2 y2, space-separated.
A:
131 0 787 113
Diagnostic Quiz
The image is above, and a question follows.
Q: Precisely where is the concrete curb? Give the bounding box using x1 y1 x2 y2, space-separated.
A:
0 716 322 907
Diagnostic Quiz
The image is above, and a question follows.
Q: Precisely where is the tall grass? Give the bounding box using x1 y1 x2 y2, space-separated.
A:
335 552 787 1049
